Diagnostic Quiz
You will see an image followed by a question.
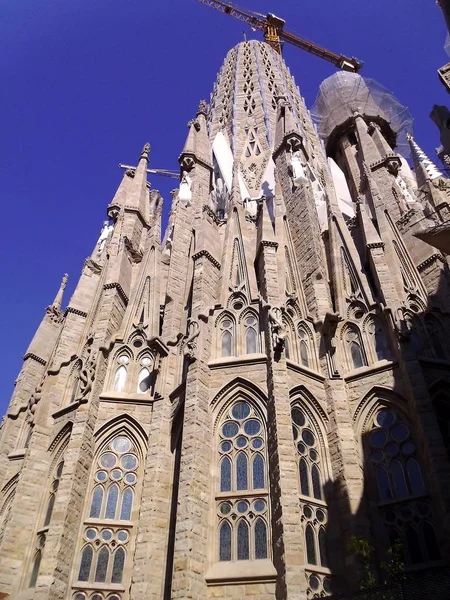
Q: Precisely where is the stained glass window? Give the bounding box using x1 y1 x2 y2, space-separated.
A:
111 547 125 583
306 524 317 565
237 521 249 560
220 457 231 492
219 521 232 561
236 453 248 490
292 405 330 573
75 434 140 590
105 483 119 519
217 400 268 561
120 488 133 521
254 518 267 559
94 547 109 582
369 408 441 567
78 546 93 581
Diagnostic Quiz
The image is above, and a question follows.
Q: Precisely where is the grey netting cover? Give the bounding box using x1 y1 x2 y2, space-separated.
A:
311 72 413 157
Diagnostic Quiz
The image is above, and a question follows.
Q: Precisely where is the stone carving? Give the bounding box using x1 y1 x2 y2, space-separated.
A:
179 171 192 203
197 99 208 116
97 220 114 253
262 301 286 352
183 318 200 361
124 236 143 264
289 150 307 185
395 176 415 207
73 339 96 404
212 174 229 218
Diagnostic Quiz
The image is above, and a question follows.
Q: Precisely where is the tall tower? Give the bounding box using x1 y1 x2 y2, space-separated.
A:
1 41 450 600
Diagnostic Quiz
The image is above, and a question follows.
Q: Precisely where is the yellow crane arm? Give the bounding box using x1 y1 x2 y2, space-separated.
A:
196 0 363 72
279 29 363 72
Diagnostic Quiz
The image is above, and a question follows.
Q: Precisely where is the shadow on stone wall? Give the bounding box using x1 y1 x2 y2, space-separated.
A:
322 265 450 598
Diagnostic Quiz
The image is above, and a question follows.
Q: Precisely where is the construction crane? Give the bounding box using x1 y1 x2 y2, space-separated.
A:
197 0 363 72
118 164 179 179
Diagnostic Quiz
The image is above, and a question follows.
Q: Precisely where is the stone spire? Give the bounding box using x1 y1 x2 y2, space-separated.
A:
51 273 68 311
108 142 151 222
407 133 445 188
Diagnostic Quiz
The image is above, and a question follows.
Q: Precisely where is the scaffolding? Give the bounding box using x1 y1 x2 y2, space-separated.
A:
311 72 414 157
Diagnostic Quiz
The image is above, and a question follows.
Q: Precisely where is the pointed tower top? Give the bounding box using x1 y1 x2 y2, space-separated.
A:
51 273 68 311
197 99 208 117
139 142 150 162
407 134 444 188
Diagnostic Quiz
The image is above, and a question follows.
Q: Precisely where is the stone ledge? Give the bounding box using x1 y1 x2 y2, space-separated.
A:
22 352 46 366
208 353 267 370
7 449 26 461
344 359 397 382
286 359 326 382
99 392 155 405
52 401 80 419
205 558 277 585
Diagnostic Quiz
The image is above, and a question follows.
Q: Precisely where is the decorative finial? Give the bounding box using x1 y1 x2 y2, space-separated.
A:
51 273 69 311
140 142 150 161
197 100 208 117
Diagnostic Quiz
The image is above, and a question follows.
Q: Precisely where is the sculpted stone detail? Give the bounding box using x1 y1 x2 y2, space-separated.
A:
262 300 286 352
289 150 307 185
73 338 96 404
97 220 114 253
178 171 193 204
183 318 200 361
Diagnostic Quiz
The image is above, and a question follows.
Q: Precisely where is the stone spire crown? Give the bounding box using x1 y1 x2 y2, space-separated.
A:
407 133 445 187
208 40 306 200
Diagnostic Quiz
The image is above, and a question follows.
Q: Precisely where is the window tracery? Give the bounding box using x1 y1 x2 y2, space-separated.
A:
136 356 152 394
291 406 331 591
220 319 234 357
217 400 269 562
113 354 129 393
366 319 391 362
367 408 441 566
72 433 141 599
343 326 366 370
298 328 310 368
243 314 259 354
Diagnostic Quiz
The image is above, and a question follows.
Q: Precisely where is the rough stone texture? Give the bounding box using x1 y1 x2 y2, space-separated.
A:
1 39 450 600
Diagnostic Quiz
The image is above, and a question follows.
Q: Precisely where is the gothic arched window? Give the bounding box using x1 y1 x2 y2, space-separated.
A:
136 356 152 394
113 354 129 393
219 317 234 358
243 315 259 354
368 408 441 565
73 433 142 591
217 400 269 562
291 406 330 579
367 320 391 362
344 327 366 370
298 328 310 368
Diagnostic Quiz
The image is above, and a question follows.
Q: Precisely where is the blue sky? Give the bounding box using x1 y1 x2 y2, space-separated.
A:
0 0 448 413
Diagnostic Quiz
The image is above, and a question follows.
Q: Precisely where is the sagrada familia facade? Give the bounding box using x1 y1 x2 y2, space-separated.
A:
1 38 450 600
